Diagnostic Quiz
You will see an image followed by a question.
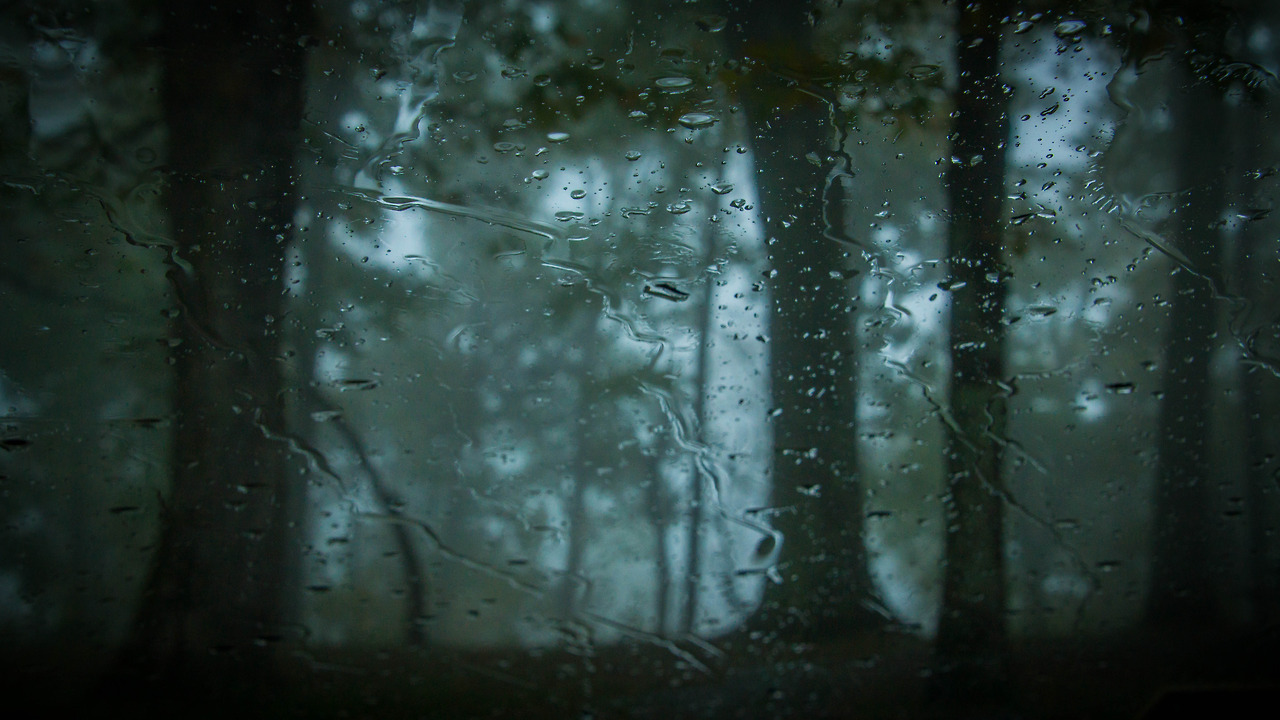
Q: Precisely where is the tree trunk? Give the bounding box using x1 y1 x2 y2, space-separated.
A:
117 0 311 700
936 0 1012 698
1147 47 1230 630
730 0 877 640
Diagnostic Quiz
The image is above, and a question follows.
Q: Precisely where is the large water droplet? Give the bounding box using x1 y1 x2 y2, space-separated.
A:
677 112 718 130
624 150 643 161
546 131 571 143
907 64 940 80
696 15 727 32
1054 20 1087 39
655 76 694 92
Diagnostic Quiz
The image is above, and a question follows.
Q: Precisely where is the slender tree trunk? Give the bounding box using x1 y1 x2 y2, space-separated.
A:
1147 52 1230 629
936 0 1012 697
1236 103 1279 627
730 0 877 639
117 0 311 699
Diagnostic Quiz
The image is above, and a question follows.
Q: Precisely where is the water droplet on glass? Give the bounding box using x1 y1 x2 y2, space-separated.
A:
531 169 549 180
907 64 941 80
677 112 718 129
1054 20 1087 39
643 282 690 302
546 131 571 143
655 76 694 91
1014 20 1035 34
667 201 692 214
625 150 643 161
493 141 520 153
1026 305 1057 318
586 56 605 70
570 189 587 199
710 182 734 195
555 210 586 222
453 71 476 83
1105 382 1135 395
695 15 727 32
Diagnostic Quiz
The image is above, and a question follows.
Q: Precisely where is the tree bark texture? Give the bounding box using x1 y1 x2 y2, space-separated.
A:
730 0 876 640
937 0 1012 693
120 0 311 698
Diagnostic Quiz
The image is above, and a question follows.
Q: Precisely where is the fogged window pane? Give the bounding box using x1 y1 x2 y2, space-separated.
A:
1 1 1277 717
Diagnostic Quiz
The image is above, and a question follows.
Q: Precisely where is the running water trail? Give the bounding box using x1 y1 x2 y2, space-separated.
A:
354 0 464 191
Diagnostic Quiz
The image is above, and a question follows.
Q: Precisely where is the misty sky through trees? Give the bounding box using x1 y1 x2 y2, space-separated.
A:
2 1 1279 717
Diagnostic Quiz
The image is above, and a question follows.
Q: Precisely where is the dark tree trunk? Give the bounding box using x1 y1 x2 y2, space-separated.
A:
117 0 311 700
1147 48 1230 630
936 0 1012 698
730 0 877 640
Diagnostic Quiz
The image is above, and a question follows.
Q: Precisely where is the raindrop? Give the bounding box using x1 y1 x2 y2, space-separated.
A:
570 189 587 199
907 64 941 80
696 15 727 32
666 201 692 214
655 76 694 91
493 141 520 153
643 282 690 302
533 74 552 87
709 182 734 195
531 169 549 180
1014 20 1035 34
333 379 380 391
624 150 643 161
1054 20 1087 39
586 56 605 70
677 112 718 129
555 210 586 221
546 131 571 143
1105 382 1135 395
453 71 476 83
1026 305 1057 318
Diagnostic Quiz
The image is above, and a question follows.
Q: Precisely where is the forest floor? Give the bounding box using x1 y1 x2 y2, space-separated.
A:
6 622 1278 719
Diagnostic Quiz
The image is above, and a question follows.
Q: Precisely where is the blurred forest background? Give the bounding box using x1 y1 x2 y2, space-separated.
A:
1 0 1278 717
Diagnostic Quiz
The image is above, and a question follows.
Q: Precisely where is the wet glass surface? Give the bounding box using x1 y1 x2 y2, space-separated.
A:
1 1 1278 717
